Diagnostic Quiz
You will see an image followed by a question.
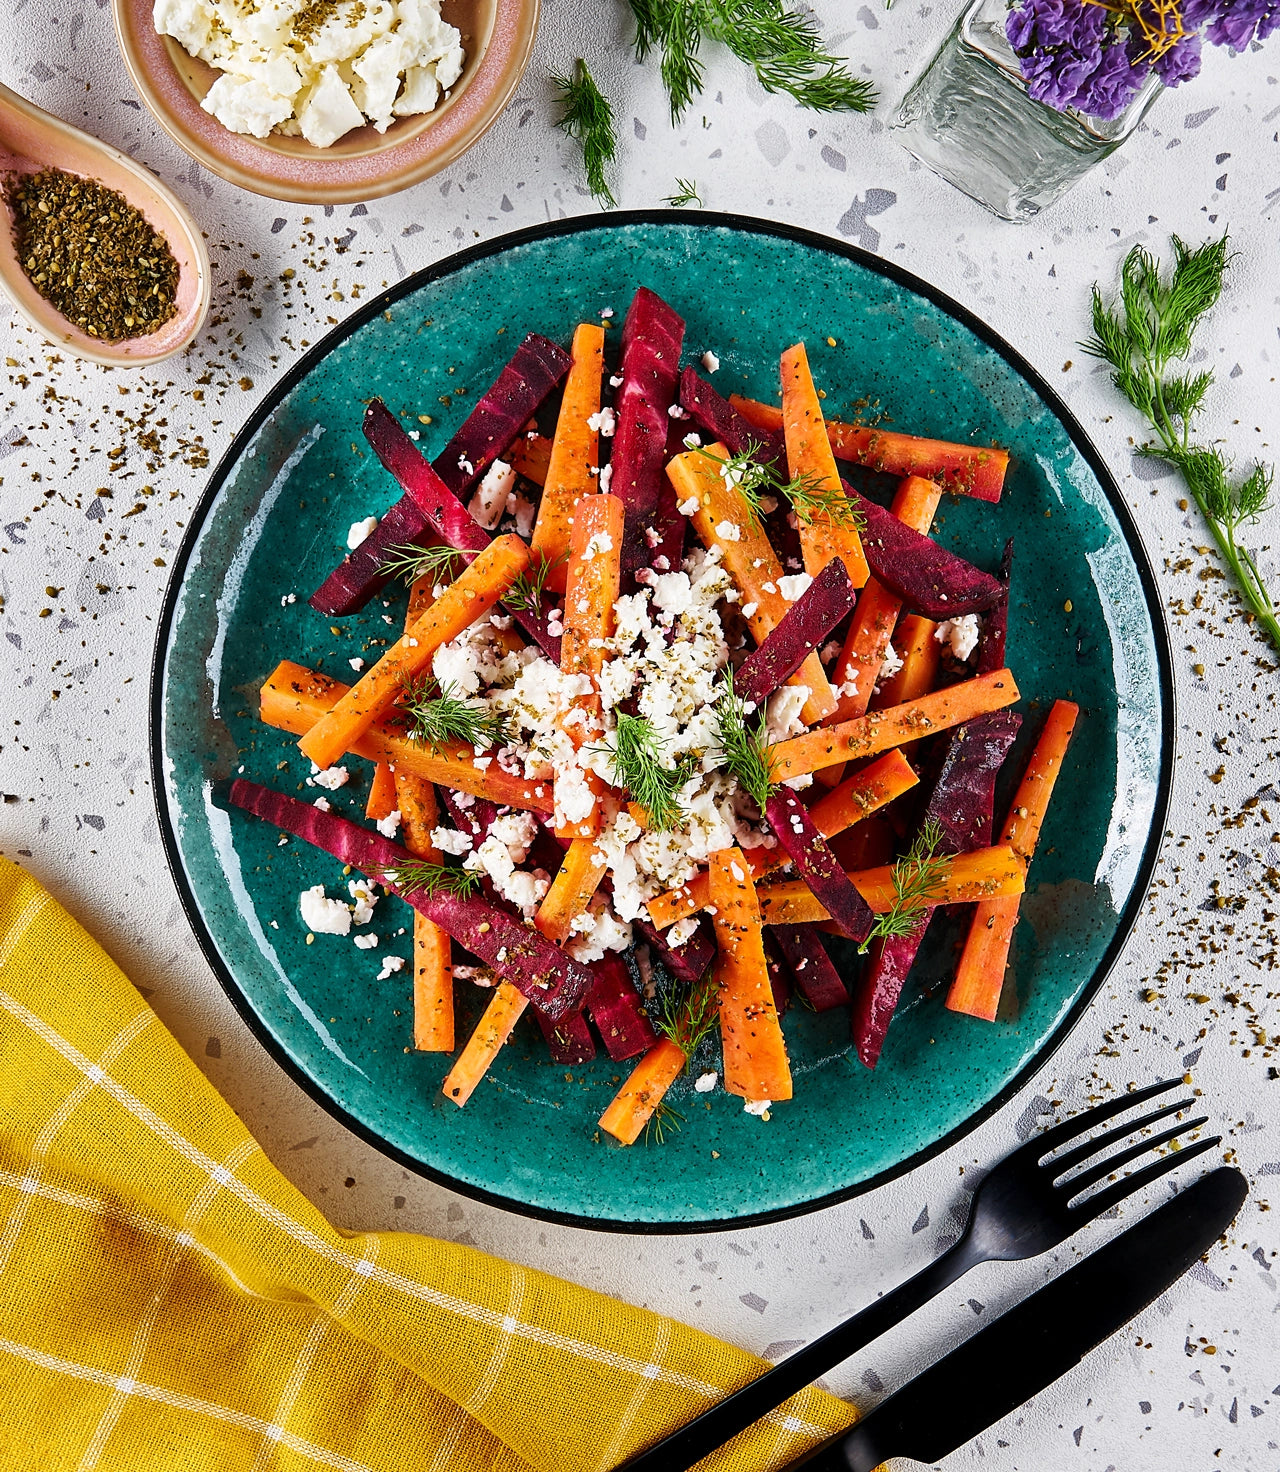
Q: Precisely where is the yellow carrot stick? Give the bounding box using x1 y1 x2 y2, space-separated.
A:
769 669 1020 782
665 444 837 725
556 492 624 839
535 837 608 945
710 847 792 1104
756 845 1027 925
395 770 454 1053
872 612 941 710
947 700 1079 1021
441 982 528 1106
780 343 869 588
299 534 530 771
646 749 919 929
261 661 553 813
531 323 605 590
598 1038 688 1146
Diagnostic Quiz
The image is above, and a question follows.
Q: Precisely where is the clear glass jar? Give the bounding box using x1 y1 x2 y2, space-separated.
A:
892 0 1164 221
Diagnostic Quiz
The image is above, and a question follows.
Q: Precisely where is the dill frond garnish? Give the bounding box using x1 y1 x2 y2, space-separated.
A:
1083 233 1280 653
664 178 702 207
598 713 694 831
551 59 618 207
629 0 876 124
377 542 465 585
400 677 509 751
503 551 566 616
779 469 865 531
693 441 772 528
656 975 720 1062
858 817 948 953
384 859 482 901
643 1099 684 1145
713 675 774 811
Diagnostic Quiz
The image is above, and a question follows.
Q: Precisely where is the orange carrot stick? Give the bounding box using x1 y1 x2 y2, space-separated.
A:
365 761 398 822
729 395 1010 502
665 444 837 724
757 844 1027 925
261 661 553 813
780 343 869 588
947 700 1080 1021
441 982 528 1106
531 323 605 591
872 612 941 709
510 433 552 487
829 475 943 723
556 492 624 839
646 749 919 929
598 1038 688 1146
769 669 1020 782
299 534 530 771
535 837 608 944
395 770 454 1052
711 848 792 1103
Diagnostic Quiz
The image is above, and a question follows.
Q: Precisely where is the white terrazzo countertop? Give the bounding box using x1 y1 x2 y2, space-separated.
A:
3 2 1279 1467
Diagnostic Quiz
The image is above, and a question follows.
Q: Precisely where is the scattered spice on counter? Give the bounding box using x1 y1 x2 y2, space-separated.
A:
4 167 180 342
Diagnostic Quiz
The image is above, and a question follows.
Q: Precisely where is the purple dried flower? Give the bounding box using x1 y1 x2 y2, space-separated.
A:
1006 0 1149 117
1205 0 1280 46
1154 29 1203 80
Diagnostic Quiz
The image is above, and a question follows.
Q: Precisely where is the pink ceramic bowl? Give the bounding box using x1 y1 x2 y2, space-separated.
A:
112 0 539 204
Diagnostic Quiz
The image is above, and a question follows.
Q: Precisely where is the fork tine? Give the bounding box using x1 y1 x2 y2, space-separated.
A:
1045 1097 1195 1177
1058 1116 1209 1197
1067 1134 1222 1220
1024 1078 1184 1161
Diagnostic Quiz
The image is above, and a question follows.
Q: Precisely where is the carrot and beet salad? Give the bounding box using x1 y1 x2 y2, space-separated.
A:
229 286 1081 1144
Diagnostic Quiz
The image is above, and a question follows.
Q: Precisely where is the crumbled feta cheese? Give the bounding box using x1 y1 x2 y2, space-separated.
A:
598 464 613 494
587 406 617 437
678 496 702 517
934 613 982 662
468 458 515 530
765 685 810 742
567 904 633 962
741 601 759 620
346 516 378 550
376 809 402 839
667 403 688 419
348 879 378 925
694 1070 719 1092
312 797 332 812
582 529 614 561
761 580 777 595
667 915 700 948
353 933 379 950
309 764 350 790
431 826 473 856
879 642 904 682
610 374 624 388
820 639 843 665
348 656 365 672
299 885 351 936
600 307 615 319
280 592 297 607
778 572 813 602
714 520 741 543
683 432 703 449
743 1099 771 1116
376 955 406 981
701 350 721 373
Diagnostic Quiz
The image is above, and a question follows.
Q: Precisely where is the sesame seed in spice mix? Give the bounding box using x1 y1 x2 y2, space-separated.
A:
4 167 180 342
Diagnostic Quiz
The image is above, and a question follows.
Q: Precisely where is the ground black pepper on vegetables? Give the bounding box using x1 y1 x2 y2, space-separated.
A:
4 167 180 341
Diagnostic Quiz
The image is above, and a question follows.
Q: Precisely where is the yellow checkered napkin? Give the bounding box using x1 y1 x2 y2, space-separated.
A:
0 858 854 1472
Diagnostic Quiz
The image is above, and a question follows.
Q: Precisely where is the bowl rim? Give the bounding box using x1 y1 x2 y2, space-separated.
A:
149 209 1176 1235
111 0 540 204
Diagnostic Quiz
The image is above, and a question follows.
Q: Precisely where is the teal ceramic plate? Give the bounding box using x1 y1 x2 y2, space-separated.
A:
153 213 1172 1231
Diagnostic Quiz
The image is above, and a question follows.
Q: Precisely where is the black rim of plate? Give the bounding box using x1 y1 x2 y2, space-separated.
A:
150 209 1176 1235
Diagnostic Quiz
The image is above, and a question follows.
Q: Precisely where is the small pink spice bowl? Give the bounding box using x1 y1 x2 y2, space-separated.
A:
112 0 540 205
0 80 210 368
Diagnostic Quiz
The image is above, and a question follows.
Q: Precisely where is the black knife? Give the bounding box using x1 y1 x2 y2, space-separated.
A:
783 1166 1247 1472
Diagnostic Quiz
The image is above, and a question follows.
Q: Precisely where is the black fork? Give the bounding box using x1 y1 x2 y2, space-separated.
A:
616 1078 1219 1472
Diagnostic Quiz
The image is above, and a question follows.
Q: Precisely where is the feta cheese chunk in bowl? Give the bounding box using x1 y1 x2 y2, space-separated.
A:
112 0 539 202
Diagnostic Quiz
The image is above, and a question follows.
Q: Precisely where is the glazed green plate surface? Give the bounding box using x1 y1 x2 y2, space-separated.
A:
153 214 1172 1231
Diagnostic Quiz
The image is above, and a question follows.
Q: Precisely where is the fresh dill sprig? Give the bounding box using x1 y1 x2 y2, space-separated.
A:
1082 233 1280 653
400 677 509 751
551 59 618 207
598 713 693 831
859 817 947 953
377 542 465 586
664 178 702 207
780 469 865 532
504 551 566 616
629 0 876 124
384 859 482 901
713 675 774 811
656 974 721 1062
693 441 772 528
643 1099 685 1146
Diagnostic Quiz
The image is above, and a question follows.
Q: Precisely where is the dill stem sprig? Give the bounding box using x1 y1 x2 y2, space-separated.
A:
713 673 774 811
656 975 720 1063
384 859 481 901
859 817 947 952
664 178 702 207
399 677 509 751
377 542 465 586
551 59 618 207
504 551 566 615
596 714 693 831
1083 233 1280 654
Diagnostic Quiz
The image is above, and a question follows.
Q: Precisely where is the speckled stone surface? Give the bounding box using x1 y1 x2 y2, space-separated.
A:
2 1 1279 1466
